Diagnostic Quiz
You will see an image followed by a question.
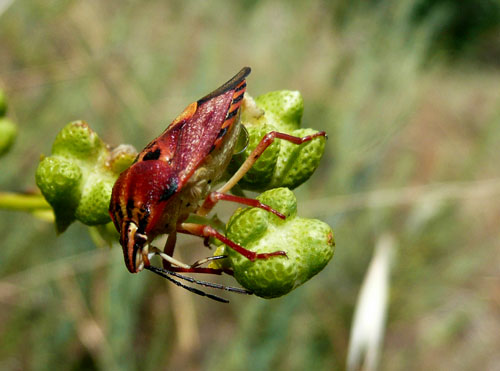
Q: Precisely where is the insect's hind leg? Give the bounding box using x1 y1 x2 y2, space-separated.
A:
197 191 285 219
197 130 326 216
178 223 287 261
219 130 326 194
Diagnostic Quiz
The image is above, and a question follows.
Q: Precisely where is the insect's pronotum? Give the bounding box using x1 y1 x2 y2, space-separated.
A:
109 67 326 302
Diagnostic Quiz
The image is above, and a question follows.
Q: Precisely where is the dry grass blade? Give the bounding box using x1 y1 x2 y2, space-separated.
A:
304 178 500 216
347 234 396 371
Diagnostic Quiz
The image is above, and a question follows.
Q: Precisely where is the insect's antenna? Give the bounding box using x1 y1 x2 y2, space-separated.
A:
146 265 253 295
146 266 229 303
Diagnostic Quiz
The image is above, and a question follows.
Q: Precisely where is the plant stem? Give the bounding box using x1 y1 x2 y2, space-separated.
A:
0 192 51 211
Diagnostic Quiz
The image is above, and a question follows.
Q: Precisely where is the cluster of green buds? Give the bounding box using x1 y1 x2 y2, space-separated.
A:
211 188 334 298
0 88 18 157
228 90 326 191
35 121 136 232
209 90 333 297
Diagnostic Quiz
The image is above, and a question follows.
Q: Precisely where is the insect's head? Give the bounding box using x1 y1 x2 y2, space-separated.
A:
120 220 148 273
110 160 180 273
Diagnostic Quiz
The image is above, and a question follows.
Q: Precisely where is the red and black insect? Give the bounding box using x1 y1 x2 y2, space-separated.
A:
109 67 326 302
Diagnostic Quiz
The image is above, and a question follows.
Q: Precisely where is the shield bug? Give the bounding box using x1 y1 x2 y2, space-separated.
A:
109 67 326 301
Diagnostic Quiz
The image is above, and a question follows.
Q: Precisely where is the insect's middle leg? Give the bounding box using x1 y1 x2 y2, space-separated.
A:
178 223 287 261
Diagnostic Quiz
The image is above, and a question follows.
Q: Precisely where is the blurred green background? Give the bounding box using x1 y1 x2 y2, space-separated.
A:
1 0 500 370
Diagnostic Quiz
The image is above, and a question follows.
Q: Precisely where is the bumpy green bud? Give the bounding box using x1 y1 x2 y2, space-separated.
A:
0 118 17 157
214 188 335 298
228 91 325 191
75 173 116 225
255 90 304 132
35 121 137 233
109 145 138 174
52 121 105 161
35 157 82 231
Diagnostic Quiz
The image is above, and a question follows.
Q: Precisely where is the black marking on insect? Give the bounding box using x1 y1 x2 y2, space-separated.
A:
126 199 134 218
232 94 244 104
226 109 239 120
217 127 228 139
235 82 246 92
143 148 161 161
159 178 179 202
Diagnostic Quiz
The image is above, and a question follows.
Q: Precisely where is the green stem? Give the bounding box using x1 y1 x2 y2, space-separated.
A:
0 192 51 211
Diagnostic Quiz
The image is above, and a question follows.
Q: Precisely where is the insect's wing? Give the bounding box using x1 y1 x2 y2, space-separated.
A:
176 76 249 181
175 68 250 186
134 67 249 187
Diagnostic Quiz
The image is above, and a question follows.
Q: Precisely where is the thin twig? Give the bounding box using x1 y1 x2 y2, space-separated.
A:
0 192 51 211
168 251 200 354
303 178 500 216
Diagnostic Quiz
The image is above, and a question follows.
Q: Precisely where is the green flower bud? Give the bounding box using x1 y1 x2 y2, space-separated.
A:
35 157 82 232
215 188 335 298
75 173 115 225
35 121 137 233
52 120 106 161
255 90 303 132
36 157 82 204
109 144 138 174
0 118 17 157
229 92 325 191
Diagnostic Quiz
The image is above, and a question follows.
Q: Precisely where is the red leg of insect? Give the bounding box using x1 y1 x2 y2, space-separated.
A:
160 230 177 270
198 192 285 219
215 130 326 195
178 223 287 262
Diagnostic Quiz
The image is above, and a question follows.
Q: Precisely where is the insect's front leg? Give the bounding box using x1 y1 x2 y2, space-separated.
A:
178 223 287 261
150 230 227 275
160 230 177 270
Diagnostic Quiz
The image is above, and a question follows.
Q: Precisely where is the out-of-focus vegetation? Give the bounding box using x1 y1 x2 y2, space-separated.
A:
1 0 499 370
